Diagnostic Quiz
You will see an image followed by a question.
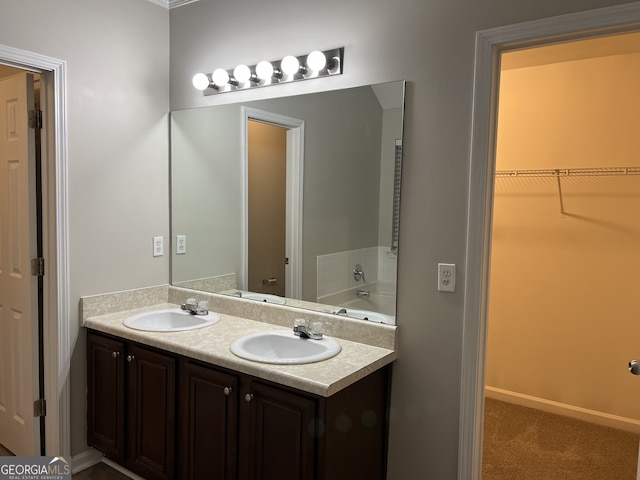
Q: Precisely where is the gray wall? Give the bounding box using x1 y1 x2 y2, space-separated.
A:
171 105 244 283
0 0 170 456
170 1 634 478
1 0 635 477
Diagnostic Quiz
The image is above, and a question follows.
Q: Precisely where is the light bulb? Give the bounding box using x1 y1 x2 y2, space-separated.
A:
233 64 252 83
306 51 326 72
281 55 300 76
256 61 274 80
211 68 230 87
192 73 210 91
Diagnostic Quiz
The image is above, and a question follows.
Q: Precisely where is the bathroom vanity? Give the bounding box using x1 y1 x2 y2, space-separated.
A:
87 329 390 480
83 288 397 480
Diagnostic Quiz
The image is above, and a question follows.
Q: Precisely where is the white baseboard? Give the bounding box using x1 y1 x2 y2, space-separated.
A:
71 448 103 473
486 386 640 434
101 457 146 480
71 448 145 479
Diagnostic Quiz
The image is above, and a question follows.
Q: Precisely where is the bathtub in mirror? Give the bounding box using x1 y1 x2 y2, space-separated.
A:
170 81 405 325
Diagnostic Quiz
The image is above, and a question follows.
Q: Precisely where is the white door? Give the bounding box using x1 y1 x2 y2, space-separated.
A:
0 72 40 455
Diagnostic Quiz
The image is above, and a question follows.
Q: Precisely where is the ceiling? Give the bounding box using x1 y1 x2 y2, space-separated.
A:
501 31 640 70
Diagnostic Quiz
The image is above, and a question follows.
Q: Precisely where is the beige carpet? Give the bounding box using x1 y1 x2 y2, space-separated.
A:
483 398 639 480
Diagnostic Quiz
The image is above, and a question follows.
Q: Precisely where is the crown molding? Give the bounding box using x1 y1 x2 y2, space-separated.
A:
146 0 200 9
169 0 200 8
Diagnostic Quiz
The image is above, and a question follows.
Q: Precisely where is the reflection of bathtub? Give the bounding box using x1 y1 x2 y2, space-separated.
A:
337 307 394 325
340 292 396 317
317 284 396 324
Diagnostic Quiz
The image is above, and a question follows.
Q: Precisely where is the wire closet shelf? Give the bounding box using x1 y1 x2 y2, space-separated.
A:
494 167 640 215
495 167 640 178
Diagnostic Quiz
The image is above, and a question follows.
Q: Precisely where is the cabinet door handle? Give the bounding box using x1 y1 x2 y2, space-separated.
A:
244 393 254 402
127 355 135 363
112 351 119 359
223 387 232 396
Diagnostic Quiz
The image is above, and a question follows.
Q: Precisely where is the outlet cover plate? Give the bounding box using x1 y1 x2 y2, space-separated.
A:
153 236 164 257
176 235 186 255
438 263 456 292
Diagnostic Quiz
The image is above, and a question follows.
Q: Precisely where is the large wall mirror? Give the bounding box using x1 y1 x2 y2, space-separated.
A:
171 81 405 325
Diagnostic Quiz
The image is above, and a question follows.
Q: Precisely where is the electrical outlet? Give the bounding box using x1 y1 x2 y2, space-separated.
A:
176 235 187 255
438 263 456 292
153 236 164 257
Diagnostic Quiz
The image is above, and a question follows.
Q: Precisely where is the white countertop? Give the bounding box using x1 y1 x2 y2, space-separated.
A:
83 303 397 397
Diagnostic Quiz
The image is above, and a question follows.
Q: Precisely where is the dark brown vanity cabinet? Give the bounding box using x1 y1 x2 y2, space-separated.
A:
87 331 176 480
87 332 125 459
180 358 390 480
87 330 391 480
178 360 238 480
239 377 317 480
178 359 316 480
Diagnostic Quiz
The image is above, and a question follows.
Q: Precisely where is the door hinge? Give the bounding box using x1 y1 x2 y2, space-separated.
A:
31 257 45 276
33 398 46 417
29 109 43 130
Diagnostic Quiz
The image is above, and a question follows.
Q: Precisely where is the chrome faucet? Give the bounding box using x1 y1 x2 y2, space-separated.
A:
334 308 348 315
181 298 209 315
293 319 323 340
353 264 365 282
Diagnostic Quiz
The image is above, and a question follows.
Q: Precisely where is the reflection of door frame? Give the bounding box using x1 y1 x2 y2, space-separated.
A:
0 44 70 456
460 4 640 479
241 107 304 298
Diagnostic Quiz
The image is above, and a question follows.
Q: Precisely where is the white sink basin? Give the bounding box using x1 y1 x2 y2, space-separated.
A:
123 308 220 332
230 330 341 364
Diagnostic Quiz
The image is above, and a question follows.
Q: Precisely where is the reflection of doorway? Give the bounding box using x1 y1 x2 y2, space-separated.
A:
247 120 286 296
483 32 640 479
241 107 304 298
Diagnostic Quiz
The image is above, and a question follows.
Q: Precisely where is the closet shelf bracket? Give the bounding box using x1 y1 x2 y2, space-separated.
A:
556 172 565 216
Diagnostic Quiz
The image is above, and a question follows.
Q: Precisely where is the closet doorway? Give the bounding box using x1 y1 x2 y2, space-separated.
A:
482 32 640 479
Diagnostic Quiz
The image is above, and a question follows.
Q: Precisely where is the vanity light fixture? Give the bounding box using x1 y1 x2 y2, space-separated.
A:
192 47 344 95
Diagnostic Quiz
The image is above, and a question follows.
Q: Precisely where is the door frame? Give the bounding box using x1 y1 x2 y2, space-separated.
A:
241 107 304 299
0 44 70 456
459 3 640 479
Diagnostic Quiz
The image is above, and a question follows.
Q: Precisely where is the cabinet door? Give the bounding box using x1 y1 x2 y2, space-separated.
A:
244 381 317 480
86 331 125 461
179 361 239 480
126 343 176 480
